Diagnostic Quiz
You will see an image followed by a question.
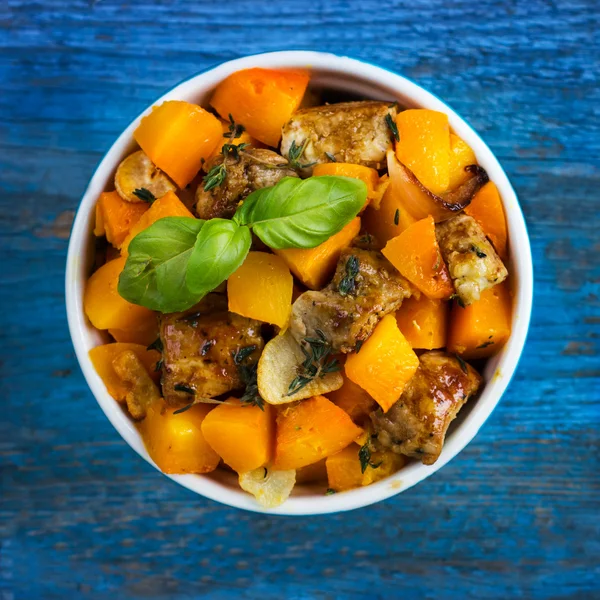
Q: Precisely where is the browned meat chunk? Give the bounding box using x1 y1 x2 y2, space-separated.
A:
290 248 411 353
436 214 508 306
196 148 298 220
281 101 397 175
371 351 482 465
159 294 264 405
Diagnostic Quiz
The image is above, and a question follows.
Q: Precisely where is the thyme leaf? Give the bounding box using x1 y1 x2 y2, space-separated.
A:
146 337 163 352
325 152 337 162
174 383 195 395
394 209 400 226
358 442 382 474
385 113 400 142
133 188 157 203
338 255 360 297
455 354 468 374
471 244 487 258
232 345 264 410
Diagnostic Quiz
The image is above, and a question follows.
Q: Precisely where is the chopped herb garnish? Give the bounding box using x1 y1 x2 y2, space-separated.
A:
471 245 487 258
325 152 337 162
287 329 340 395
355 340 364 354
133 188 157 203
358 443 382 474
385 113 400 142
173 402 195 415
325 488 337 495
287 139 316 170
433 254 441 271
449 293 465 308
476 341 494 349
358 233 373 245
338 255 360 297
225 113 245 139
203 116 248 191
455 354 468 374
154 358 163 372
394 209 400 226
174 383 195 395
147 337 163 352
263 467 268 478
232 345 264 410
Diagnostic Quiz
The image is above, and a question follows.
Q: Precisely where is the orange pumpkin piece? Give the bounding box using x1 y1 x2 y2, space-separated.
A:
272 396 362 470
88 342 160 401
93 191 149 249
134 100 222 188
326 372 376 422
201 399 273 473
382 216 453 299
274 217 361 290
140 401 220 475
313 163 379 205
465 181 508 259
210 68 310 147
395 109 450 195
228 251 293 329
206 118 262 164
121 190 194 254
448 281 512 359
84 257 155 330
326 443 406 492
395 294 448 350
362 152 417 243
345 314 419 412
295 459 328 484
108 313 159 347
448 133 477 190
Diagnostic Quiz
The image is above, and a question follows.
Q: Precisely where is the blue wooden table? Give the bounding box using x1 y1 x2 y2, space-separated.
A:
1 1 599 598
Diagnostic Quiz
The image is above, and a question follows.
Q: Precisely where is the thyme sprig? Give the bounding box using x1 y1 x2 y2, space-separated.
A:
232 345 264 410
385 113 400 142
203 115 248 192
287 139 316 170
287 329 340 395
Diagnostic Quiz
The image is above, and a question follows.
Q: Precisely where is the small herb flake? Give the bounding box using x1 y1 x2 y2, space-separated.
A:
449 293 466 308
133 188 157 203
455 354 468 374
200 340 214 356
358 443 382 474
471 244 487 258
476 341 494 349
385 113 400 142
394 209 400 226
325 488 337 495
338 255 360 297
147 337 163 352
325 152 337 162
354 340 364 354
225 113 245 139
173 402 195 415
154 358 163 372
232 345 264 410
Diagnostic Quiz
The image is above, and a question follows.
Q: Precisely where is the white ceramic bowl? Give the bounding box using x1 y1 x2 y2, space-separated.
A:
66 50 533 515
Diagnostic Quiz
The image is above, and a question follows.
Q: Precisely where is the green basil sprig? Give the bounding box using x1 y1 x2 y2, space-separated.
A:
118 217 204 313
118 175 367 313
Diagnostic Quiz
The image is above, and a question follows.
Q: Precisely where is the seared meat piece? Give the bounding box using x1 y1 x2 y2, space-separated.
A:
196 148 297 220
436 214 508 306
290 248 411 353
281 101 397 175
371 351 481 465
159 294 264 405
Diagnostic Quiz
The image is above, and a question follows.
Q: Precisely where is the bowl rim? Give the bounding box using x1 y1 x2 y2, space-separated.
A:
66 50 533 515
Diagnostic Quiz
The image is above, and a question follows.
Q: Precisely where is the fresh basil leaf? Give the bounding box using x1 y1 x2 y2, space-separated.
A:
186 219 251 295
118 217 205 313
234 176 367 249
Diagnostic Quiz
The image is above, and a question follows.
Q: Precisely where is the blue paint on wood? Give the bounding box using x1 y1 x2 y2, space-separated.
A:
1 0 599 598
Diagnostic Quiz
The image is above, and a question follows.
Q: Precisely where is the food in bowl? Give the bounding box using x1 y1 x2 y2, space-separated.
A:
83 66 513 508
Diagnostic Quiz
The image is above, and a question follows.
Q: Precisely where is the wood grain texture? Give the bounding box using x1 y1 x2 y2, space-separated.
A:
1 0 599 598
